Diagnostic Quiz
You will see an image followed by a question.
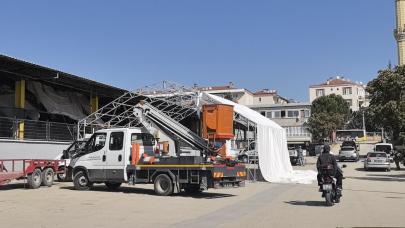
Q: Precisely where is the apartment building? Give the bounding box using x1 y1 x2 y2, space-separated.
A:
199 83 289 106
249 103 312 145
309 76 369 111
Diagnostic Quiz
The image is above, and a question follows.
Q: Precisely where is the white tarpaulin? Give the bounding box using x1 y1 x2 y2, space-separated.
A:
204 93 316 184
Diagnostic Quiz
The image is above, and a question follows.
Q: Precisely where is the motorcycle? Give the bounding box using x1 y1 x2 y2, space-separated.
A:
320 164 345 206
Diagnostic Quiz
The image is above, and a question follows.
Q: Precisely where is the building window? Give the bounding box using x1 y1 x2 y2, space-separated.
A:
266 111 272 118
345 99 352 106
316 89 325 97
259 97 262 102
304 110 310 118
287 110 299 118
260 111 265 116
273 111 281 118
281 110 286 118
343 87 352 95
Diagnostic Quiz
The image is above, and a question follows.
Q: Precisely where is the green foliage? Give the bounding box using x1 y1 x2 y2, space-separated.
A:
366 66 405 142
308 94 350 141
347 108 381 132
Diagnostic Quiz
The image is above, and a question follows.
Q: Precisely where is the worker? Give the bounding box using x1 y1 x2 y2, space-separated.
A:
317 144 343 191
297 146 305 166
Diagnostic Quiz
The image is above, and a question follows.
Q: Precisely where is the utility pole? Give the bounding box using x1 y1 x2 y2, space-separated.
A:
362 110 366 140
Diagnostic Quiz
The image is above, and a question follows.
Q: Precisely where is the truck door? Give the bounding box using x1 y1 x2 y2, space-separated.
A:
85 132 107 181
106 131 125 182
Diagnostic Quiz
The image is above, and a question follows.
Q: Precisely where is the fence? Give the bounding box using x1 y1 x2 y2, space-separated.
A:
0 117 76 142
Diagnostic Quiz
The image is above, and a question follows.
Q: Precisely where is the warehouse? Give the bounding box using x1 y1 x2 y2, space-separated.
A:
0 54 126 158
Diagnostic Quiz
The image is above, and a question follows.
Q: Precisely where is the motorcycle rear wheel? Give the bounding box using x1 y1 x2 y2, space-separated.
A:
325 192 334 206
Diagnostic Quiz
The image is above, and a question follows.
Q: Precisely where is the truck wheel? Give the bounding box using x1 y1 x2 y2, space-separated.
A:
27 168 42 189
105 182 122 190
41 168 54 187
73 171 92 191
57 166 66 182
154 174 173 196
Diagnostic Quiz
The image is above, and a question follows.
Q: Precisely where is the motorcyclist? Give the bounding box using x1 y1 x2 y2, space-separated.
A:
317 144 343 191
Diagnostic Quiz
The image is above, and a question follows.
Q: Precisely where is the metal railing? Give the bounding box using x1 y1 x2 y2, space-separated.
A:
0 116 76 142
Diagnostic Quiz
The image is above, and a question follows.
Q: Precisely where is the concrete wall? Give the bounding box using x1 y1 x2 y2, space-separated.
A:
0 139 71 159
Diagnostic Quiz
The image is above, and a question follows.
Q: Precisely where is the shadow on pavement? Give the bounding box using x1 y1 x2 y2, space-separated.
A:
0 183 27 191
284 200 325 207
59 185 236 199
354 167 389 172
343 188 405 195
346 175 405 182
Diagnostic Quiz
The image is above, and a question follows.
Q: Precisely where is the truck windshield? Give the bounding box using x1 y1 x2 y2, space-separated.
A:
84 133 107 153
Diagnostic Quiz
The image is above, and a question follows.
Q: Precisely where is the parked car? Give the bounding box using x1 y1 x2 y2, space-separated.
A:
341 140 359 151
238 141 257 164
308 143 322 156
315 145 324 156
338 146 359 162
364 152 391 171
374 143 394 162
54 139 88 181
289 147 298 165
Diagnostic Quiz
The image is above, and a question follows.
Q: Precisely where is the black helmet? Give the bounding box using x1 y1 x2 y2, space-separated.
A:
323 144 331 153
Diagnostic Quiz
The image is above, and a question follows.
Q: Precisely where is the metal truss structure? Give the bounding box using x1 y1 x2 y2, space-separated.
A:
77 80 260 181
77 81 202 139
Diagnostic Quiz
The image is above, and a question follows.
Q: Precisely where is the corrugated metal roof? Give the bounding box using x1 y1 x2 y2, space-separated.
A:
0 54 127 98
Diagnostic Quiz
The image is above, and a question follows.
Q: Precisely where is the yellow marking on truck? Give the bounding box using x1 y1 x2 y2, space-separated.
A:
237 172 246 177
136 164 214 168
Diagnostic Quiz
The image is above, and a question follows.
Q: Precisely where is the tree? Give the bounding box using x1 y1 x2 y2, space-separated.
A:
366 66 405 143
308 94 350 141
346 108 381 132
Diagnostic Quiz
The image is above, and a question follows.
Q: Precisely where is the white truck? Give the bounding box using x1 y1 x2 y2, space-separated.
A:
70 102 246 196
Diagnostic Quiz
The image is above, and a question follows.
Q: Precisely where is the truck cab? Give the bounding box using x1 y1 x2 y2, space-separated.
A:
71 128 154 184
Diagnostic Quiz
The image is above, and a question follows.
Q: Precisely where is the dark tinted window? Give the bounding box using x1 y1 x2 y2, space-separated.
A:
131 133 155 146
368 153 387 158
375 145 391 152
86 133 107 152
341 147 355 151
109 132 124 150
342 141 356 147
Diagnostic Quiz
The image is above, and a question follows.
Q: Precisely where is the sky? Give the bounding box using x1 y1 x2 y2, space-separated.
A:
0 1 397 101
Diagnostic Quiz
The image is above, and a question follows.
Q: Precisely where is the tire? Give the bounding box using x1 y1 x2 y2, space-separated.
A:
154 174 174 196
105 182 122 190
335 197 340 203
325 192 333 206
41 168 54 187
73 171 92 191
27 168 42 189
56 166 66 182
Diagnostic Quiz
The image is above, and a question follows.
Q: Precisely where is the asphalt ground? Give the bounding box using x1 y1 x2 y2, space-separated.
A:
1 143 405 228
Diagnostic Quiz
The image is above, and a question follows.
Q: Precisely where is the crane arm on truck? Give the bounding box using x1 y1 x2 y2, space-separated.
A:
133 101 217 156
